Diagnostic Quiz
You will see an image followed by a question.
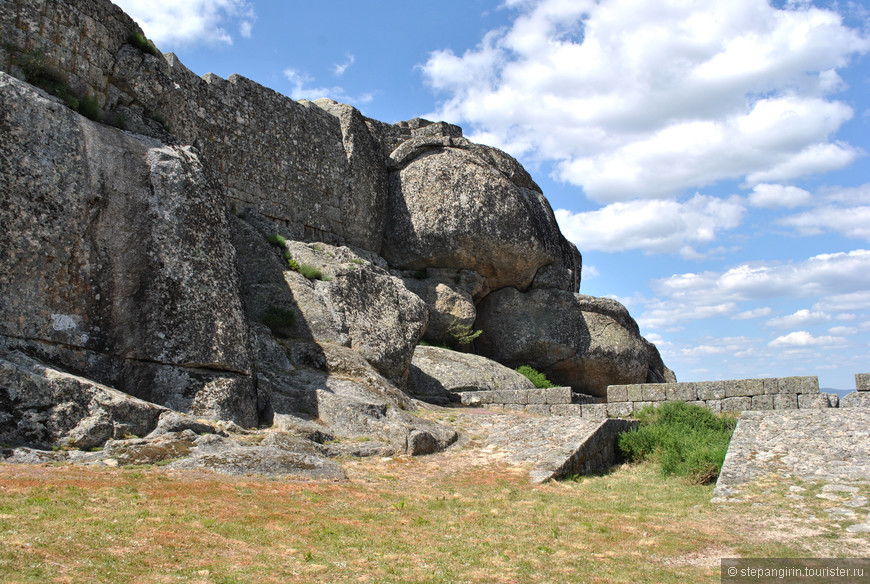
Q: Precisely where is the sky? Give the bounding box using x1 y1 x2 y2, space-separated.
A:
114 0 870 389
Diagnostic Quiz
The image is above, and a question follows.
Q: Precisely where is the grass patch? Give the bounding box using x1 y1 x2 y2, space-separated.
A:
262 305 295 337
127 31 159 57
516 365 557 389
298 263 330 281
0 456 834 584
618 401 737 484
267 233 287 248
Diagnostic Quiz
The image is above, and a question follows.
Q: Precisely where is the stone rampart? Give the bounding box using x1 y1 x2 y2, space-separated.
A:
604 376 841 417
0 0 432 252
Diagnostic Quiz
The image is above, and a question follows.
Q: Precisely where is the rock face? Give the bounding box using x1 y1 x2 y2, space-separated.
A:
0 0 672 467
0 73 256 426
383 137 582 293
0 350 167 449
408 346 536 404
476 289 671 397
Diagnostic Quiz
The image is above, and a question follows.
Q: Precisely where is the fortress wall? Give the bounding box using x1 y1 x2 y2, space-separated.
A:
0 0 397 251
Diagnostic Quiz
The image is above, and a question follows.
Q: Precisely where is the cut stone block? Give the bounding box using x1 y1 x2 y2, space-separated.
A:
607 385 628 402
545 387 573 405
666 382 697 402
751 395 775 410
581 404 608 419
642 384 667 402
626 385 644 402
773 394 798 409
857 373 870 392
722 397 751 412
606 401 633 418
550 404 583 416
726 378 762 398
697 381 726 401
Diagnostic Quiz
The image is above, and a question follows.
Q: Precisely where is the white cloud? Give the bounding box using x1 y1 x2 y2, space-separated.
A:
333 54 356 76
828 325 859 336
779 204 870 241
422 0 868 203
283 69 373 105
635 250 870 332
652 249 870 303
765 309 831 328
115 0 255 46
768 330 847 347
555 194 745 255
748 183 812 208
732 307 772 320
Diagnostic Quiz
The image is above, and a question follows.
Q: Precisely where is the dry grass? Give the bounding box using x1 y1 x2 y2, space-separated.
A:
1 423 866 583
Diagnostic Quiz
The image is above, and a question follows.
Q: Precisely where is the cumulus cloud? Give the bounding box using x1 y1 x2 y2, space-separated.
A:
115 0 255 46
765 309 831 328
636 249 870 331
554 194 745 255
283 69 373 105
768 330 847 347
422 0 868 202
652 249 870 303
748 183 812 208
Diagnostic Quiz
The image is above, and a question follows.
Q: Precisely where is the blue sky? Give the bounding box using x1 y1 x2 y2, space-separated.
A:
115 0 870 389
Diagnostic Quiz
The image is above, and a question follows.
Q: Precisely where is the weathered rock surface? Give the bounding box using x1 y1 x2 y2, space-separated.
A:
265 340 457 456
0 350 166 449
407 346 536 404
0 73 256 426
383 139 582 292
476 289 671 397
401 269 485 347
0 0 675 473
231 216 427 386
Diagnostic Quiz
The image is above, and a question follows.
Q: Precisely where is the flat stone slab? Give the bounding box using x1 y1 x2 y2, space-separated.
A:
466 413 637 483
715 408 870 497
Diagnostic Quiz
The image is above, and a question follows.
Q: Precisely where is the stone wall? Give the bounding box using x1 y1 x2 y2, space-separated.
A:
604 376 839 417
0 0 423 252
857 373 870 392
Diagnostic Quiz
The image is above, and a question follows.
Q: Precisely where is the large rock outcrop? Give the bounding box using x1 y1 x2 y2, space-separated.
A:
476 289 673 397
408 345 536 404
0 72 256 426
0 0 673 465
382 135 582 293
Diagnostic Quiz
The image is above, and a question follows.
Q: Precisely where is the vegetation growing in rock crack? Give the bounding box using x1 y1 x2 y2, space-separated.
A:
262 305 295 337
298 263 330 281
146 110 172 134
516 365 556 388
618 401 737 485
17 48 104 122
127 31 159 57
446 319 482 346
267 233 286 246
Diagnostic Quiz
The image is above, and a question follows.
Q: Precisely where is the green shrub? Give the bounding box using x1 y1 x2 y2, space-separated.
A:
127 31 159 57
287 258 300 271
298 263 329 281
618 401 737 484
515 365 557 389
268 233 287 247
262 305 295 337
446 319 483 346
